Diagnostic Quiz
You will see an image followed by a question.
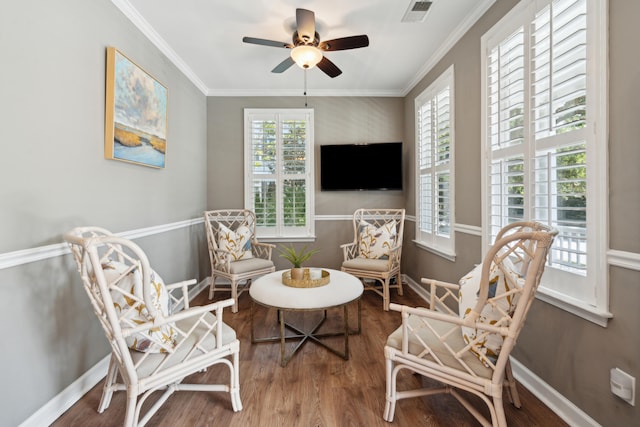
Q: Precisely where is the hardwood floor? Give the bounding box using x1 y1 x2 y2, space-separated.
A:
53 285 568 427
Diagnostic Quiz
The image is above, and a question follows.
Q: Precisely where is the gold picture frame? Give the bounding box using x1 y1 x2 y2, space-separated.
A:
105 47 167 168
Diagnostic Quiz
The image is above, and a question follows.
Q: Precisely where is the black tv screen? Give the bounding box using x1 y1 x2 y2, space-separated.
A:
320 142 403 191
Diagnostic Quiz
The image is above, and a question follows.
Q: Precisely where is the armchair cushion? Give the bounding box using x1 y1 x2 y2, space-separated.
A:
217 224 253 261
342 257 389 272
103 261 177 353
131 311 237 378
227 257 274 274
358 220 397 259
457 259 524 365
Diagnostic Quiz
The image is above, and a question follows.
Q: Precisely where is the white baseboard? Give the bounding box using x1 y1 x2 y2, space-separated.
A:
19 356 111 427
509 358 600 427
403 276 600 427
19 278 210 427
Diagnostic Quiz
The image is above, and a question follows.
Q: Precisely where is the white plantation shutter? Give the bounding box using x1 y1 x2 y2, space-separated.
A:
482 0 609 320
244 109 314 239
249 119 277 227
532 0 587 139
281 119 308 228
531 0 588 277
487 25 526 237
534 144 587 274
416 66 454 256
487 27 525 152
489 156 525 238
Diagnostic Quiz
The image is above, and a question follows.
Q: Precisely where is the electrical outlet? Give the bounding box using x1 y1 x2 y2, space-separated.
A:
610 368 635 406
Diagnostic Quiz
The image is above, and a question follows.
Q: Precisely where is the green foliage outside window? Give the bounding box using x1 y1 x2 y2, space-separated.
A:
502 95 587 224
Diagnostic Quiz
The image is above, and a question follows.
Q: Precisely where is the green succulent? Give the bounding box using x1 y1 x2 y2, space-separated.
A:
278 244 319 268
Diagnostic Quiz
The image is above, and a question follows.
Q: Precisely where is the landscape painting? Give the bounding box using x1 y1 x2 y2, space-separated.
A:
105 47 167 168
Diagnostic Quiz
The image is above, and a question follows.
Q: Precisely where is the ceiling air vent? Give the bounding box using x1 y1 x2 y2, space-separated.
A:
402 0 433 23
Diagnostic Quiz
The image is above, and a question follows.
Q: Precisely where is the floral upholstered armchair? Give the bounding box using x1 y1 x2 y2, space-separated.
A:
204 209 275 312
340 208 405 311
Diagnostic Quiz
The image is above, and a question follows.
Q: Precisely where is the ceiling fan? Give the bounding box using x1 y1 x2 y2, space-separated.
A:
242 8 369 78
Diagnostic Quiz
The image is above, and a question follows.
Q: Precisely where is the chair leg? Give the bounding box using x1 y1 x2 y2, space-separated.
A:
493 393 508 427
123 392 138 427
383 356 397 422
230 349 243 411
383 278 391 311
396 271 404 296
208 275 216 300
98 355 119 413
504 360 521 408
230 280 239 313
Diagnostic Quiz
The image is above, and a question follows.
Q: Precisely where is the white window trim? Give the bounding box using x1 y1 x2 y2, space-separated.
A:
243 108 315 240
414 65 456 260
480 0 610 325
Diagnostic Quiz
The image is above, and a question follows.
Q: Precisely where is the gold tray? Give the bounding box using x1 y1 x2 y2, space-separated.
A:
282 269 330 288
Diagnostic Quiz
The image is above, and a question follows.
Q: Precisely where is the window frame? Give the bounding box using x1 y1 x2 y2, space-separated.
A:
243 108 315 241
414 66 456 260
480 0 610 325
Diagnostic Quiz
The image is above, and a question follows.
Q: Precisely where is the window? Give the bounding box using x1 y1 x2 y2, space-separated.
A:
415 66 455 259
244 109 315 240
481 0 609 324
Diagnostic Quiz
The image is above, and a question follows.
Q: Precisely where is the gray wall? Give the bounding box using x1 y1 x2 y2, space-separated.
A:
0 1 208 425
401 0 640 426
206 96 407 270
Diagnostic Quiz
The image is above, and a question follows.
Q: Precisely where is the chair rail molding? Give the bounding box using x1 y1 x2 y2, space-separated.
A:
608 249 640 271
0 218 203 271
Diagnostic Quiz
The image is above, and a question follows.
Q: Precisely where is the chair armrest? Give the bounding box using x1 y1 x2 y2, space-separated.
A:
211 248 234 269
387 245 402 268
389 303 508 335
252 241 275 260
123 298 236 350
340 242 358 261
421 278 460 315
165 279 198 310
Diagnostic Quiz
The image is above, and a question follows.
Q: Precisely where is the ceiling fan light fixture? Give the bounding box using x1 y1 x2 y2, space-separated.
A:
291 45 323 69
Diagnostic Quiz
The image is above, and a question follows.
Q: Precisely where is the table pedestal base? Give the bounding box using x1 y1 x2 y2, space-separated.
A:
251 300 361 367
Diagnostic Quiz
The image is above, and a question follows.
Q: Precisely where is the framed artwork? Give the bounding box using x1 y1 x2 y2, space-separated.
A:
105 47 167 168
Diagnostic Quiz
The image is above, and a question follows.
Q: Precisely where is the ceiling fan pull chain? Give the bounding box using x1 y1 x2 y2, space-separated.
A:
304 68 308 107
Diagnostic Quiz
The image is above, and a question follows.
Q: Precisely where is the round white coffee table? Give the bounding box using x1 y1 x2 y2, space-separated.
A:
249 269 363 367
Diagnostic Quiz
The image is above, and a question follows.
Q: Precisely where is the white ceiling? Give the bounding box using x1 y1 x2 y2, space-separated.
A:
115 0 495 96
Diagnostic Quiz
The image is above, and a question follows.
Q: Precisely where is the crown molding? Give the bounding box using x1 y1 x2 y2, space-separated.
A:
110 0 208 95
207 88 405 97
401 0 496 96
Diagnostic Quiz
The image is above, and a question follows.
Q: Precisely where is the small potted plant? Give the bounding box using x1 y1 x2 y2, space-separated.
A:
279 244 319 280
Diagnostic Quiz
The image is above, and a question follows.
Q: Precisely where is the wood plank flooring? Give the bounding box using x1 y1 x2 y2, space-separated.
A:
52 285 568 427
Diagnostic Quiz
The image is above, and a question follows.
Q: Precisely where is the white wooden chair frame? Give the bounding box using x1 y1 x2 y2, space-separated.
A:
65 227 242 427
204 209 276 313
341 208 405 311
383 222 557 427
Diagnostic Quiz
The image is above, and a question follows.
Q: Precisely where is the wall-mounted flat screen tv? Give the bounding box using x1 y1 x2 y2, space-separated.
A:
320 142 403 191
